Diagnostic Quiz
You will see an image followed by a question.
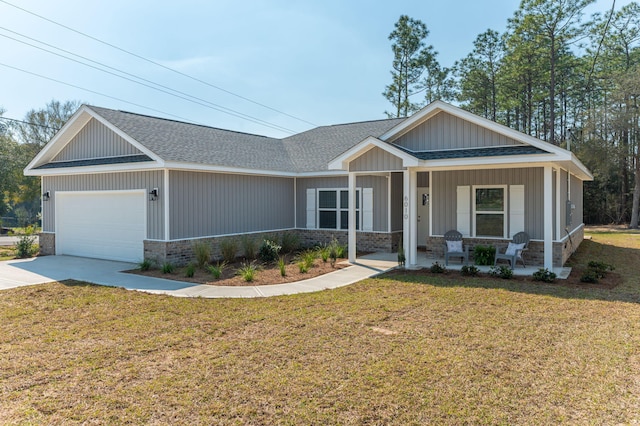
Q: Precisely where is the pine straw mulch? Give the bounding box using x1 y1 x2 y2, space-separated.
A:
128 256 349 287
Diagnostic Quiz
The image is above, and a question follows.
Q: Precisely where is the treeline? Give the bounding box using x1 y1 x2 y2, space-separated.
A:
384 1 640 226
0 100 79 227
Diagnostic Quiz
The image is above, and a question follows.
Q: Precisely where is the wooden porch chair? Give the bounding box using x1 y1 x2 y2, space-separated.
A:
444 230 469 265
494 231 530 269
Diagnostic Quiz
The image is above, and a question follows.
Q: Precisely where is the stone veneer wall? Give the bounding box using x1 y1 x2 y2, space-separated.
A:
424 227 584 268
144 229 402 266
38 232 55 255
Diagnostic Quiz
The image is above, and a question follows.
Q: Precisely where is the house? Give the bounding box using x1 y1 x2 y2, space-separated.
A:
24 101 592 269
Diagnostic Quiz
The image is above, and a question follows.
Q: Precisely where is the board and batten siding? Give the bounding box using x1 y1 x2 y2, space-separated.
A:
390 172 404 232
393 111 521 152
296 175 389 232
42 171 164 239
569 173 584 233
52 118 142 162
432 168 545 239
169 171 294 240
349 147 404 172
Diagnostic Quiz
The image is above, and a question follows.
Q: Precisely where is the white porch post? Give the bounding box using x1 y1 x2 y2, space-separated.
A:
409 168 418 267
403 170 411 265
544 165 553 269
555 167 561 240
348 172 356 263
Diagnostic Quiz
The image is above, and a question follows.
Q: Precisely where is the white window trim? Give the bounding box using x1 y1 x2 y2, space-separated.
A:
317 187 362 231
472 184 508 238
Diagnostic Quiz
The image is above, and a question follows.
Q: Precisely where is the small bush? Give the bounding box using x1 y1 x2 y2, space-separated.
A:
474 245 495 266
532 268 556 283
299 249 316 270
460 265 479 276
138 258 153 271
237 261 258 282
430 262 446 273
259 239 281 263
207 261 226 279
161 262 175 274
580 260 615 283
317 245 330 263
580 270 600 283
15 227 37 258
192 241 211 267
397 247 406 267
241 235 257 260
280 233 300 254
219 238 238 263
298 261 309 273
489 265 513 279
327 237 346 266
278 257 286 277
185 263 196 278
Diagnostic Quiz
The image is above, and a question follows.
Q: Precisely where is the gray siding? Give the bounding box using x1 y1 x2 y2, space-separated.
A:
432 168 545 239
170 171 294 239
296 175 389 232
393 111 520 151
570 174 584 232
349 147 404 172
42 171 164 239
53 118 142 162
390 172 404 231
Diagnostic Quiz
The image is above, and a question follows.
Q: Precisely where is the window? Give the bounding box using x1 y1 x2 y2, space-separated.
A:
318 189 360 230
473 186 506 237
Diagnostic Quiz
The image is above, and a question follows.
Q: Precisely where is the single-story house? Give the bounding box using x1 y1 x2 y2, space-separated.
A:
24 100 592 269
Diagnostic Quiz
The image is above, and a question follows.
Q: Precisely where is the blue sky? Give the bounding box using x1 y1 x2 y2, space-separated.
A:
0 0 631 138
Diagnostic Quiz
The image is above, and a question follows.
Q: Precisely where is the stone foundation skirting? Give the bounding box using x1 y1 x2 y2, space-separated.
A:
38 232 55 255
144 229 402 266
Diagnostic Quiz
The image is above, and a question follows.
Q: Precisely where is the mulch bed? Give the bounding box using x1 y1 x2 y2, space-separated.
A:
380 266 622 290
128 257 348 287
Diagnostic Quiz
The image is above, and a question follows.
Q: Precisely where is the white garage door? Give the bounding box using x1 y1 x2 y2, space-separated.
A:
56 190 146 262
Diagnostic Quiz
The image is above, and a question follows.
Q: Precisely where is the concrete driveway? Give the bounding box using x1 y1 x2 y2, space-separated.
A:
0 254 397 298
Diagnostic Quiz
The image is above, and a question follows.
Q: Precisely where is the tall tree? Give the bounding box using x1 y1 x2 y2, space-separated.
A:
383 15 435 118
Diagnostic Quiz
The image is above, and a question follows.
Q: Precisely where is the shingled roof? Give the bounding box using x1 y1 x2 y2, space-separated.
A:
88 106 404 173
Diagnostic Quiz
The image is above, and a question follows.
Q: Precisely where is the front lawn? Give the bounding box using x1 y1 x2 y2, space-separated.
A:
1 229 640 424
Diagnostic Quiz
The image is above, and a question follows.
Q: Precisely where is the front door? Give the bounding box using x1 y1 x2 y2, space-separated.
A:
417 187 430 247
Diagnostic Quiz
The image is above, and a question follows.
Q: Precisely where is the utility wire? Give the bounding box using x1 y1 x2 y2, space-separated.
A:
0 28 296 134
0 0 318 128
0 61 206 124
0 116 59 130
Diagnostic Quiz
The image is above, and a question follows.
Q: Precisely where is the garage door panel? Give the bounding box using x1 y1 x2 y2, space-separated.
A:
56 191 146 262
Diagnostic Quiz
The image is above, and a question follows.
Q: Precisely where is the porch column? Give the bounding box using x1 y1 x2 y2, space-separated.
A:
348 172 356 263
403 170 411 265
409 168 418 267
544 165 553 269
555 167 561 240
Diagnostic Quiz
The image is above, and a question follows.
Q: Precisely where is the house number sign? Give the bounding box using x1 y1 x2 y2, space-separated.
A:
403 195 409 219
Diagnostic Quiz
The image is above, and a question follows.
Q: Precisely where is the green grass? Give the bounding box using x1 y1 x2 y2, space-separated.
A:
0 230 640 424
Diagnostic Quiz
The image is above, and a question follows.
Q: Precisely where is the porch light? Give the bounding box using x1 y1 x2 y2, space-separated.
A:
149 188 159 201
42 191 50 201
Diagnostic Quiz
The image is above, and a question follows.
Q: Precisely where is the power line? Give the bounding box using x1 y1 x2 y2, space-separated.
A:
0 0 318 128
0 116 58 130
0 61 207 124
0 27 296 134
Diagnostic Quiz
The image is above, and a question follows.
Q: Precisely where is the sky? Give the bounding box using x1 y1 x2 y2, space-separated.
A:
0 0 633 138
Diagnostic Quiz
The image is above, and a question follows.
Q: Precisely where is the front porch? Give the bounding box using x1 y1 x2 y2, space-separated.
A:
357 252 572 279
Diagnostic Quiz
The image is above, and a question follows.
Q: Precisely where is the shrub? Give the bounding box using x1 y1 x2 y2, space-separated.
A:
327 237 347 266
298 261 309 273
259 239 281 263
318 245 330 263
580 260 615 283
474 245 495 266
15 233 37 258
207 261 226 279
489 265 513 279
192 241 211 267
460 265 479 277
138 258 153 271
278 257 286 277
532 268 556 283
237 261 258 282
299 249 316 270
241 235 257 260
280 232 300 254
219 238 238 263
397 246 406 267
185 263 196 278
430 262 446 273
161 262 174 274
580 270 600 283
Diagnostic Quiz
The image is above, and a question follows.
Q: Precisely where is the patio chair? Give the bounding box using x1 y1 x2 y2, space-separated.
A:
494 231 530 269
444 230 469 266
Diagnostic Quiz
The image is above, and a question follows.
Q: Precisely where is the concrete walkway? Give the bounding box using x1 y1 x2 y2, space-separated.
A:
0 254 398 298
